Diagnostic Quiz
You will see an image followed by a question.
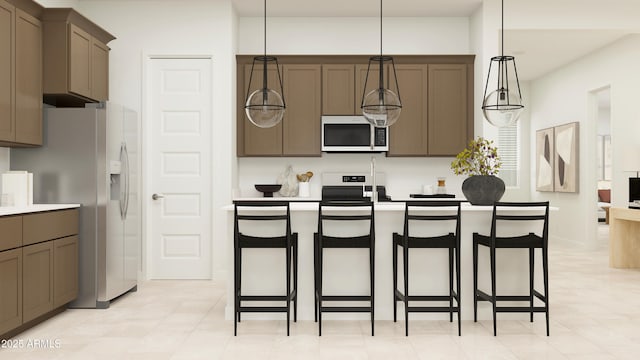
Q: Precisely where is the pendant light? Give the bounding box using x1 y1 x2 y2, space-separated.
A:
244 0 285 128
481 0 524 127
361 0 402 128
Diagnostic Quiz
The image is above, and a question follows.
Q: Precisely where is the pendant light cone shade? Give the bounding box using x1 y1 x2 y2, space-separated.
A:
482 0 524 127
244 0 285 128
361 1 402 128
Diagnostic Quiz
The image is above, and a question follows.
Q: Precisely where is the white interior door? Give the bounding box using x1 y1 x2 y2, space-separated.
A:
149 57 212 279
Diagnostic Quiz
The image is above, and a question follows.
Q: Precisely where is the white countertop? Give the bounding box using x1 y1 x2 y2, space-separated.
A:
0 204 80 216
225 200 556 212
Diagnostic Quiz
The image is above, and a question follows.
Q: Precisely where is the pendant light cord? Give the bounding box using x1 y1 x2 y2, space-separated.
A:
264 0 267 58
262 0 267 91
501 0 504 57
378 0 384 91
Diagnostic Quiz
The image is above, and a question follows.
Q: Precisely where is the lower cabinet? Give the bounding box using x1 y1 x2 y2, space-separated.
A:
0 208 78 338
53 236 78 308
22 241 54 323
0 248 22 335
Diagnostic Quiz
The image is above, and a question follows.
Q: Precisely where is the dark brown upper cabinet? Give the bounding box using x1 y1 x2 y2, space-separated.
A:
0 0 42 147
42 8 115 107
322 64 355 115
236 55 474 157
238 62 322 157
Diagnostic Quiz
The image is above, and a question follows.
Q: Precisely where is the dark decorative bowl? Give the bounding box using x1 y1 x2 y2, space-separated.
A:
255 184 282 197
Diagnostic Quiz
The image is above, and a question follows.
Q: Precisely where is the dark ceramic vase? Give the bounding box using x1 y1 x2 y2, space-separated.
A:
461 175 505 205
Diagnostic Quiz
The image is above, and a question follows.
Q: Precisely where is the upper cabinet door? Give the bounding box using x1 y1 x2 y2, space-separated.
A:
322 64 355 115
91 39 109 101
427 64 469 156
0 1 15 143
283 64 321 156
14 9 42 145
355 63 382 115
387 64 428 156
68 23 91 99
242 63 283 156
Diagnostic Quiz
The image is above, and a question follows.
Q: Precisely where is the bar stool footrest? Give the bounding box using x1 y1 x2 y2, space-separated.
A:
496 306 547 313
238 306 289 312
320 307 372 313
395 292 458 302
407 306 460 313
320 295 371 301
240 295 293 301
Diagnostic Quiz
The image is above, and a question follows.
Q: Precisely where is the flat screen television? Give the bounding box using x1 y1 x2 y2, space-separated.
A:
630 177 640 203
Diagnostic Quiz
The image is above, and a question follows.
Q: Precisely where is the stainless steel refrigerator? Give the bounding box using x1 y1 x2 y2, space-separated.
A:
11 103 140 308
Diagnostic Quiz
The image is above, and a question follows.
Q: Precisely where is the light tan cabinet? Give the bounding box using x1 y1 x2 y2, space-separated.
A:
43 8 114 106
0 0 42 147
283 64 321 156
53 235 78 308
427 64 471 156
22 241 54 323
387 65 429 156
0 208 78 338
0 248 22 335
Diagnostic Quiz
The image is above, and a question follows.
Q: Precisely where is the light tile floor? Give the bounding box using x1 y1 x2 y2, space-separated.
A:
4 225 640 359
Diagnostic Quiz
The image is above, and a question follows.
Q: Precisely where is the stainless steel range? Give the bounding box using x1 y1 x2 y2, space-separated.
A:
321 173 391 202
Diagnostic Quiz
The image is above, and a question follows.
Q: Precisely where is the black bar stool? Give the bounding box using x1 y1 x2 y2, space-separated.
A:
473 201 550 336
393 201 462 336
314 200 375 336
233 201 298 336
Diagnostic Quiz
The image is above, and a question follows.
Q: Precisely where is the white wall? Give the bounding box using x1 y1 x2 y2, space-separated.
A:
71 0 237 279
237 16 472 199
238 154 463 200
238 16 469 55
530 35 640 247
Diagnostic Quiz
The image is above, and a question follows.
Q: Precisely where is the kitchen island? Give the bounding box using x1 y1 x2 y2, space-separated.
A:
225 201 552 321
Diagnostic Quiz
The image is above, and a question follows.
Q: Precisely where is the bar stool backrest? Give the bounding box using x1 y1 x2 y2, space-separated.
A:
404 201 462 239
318 200 374 239
234 201 292 241
490 201 550 245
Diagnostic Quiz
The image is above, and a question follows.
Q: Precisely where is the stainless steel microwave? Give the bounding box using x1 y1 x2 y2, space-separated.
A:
321 116 389 152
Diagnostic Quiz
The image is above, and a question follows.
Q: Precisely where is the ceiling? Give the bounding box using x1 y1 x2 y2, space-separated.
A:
231 0 636 81
231 0 483 17
503 30 630 80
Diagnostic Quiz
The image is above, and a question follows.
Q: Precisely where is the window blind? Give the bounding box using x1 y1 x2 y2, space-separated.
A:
498 122 519 187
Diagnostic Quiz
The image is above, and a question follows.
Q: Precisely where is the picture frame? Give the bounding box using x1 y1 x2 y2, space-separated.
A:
536 127 555 192
554 122 579 193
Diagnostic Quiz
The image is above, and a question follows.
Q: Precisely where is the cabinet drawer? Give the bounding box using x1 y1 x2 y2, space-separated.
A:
0 216 22 251
23 209 78 246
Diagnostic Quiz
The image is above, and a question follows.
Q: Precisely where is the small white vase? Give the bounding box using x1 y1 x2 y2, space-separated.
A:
298 182 310 197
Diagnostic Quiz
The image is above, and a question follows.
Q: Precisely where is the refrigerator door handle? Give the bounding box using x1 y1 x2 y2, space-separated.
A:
118 142 126 220
123 142 131 220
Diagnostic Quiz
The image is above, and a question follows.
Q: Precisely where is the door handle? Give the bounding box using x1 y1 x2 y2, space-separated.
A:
152 193 165 200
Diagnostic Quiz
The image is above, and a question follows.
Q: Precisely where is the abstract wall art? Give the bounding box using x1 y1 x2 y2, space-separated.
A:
536 127 555 192
554 122 579 193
